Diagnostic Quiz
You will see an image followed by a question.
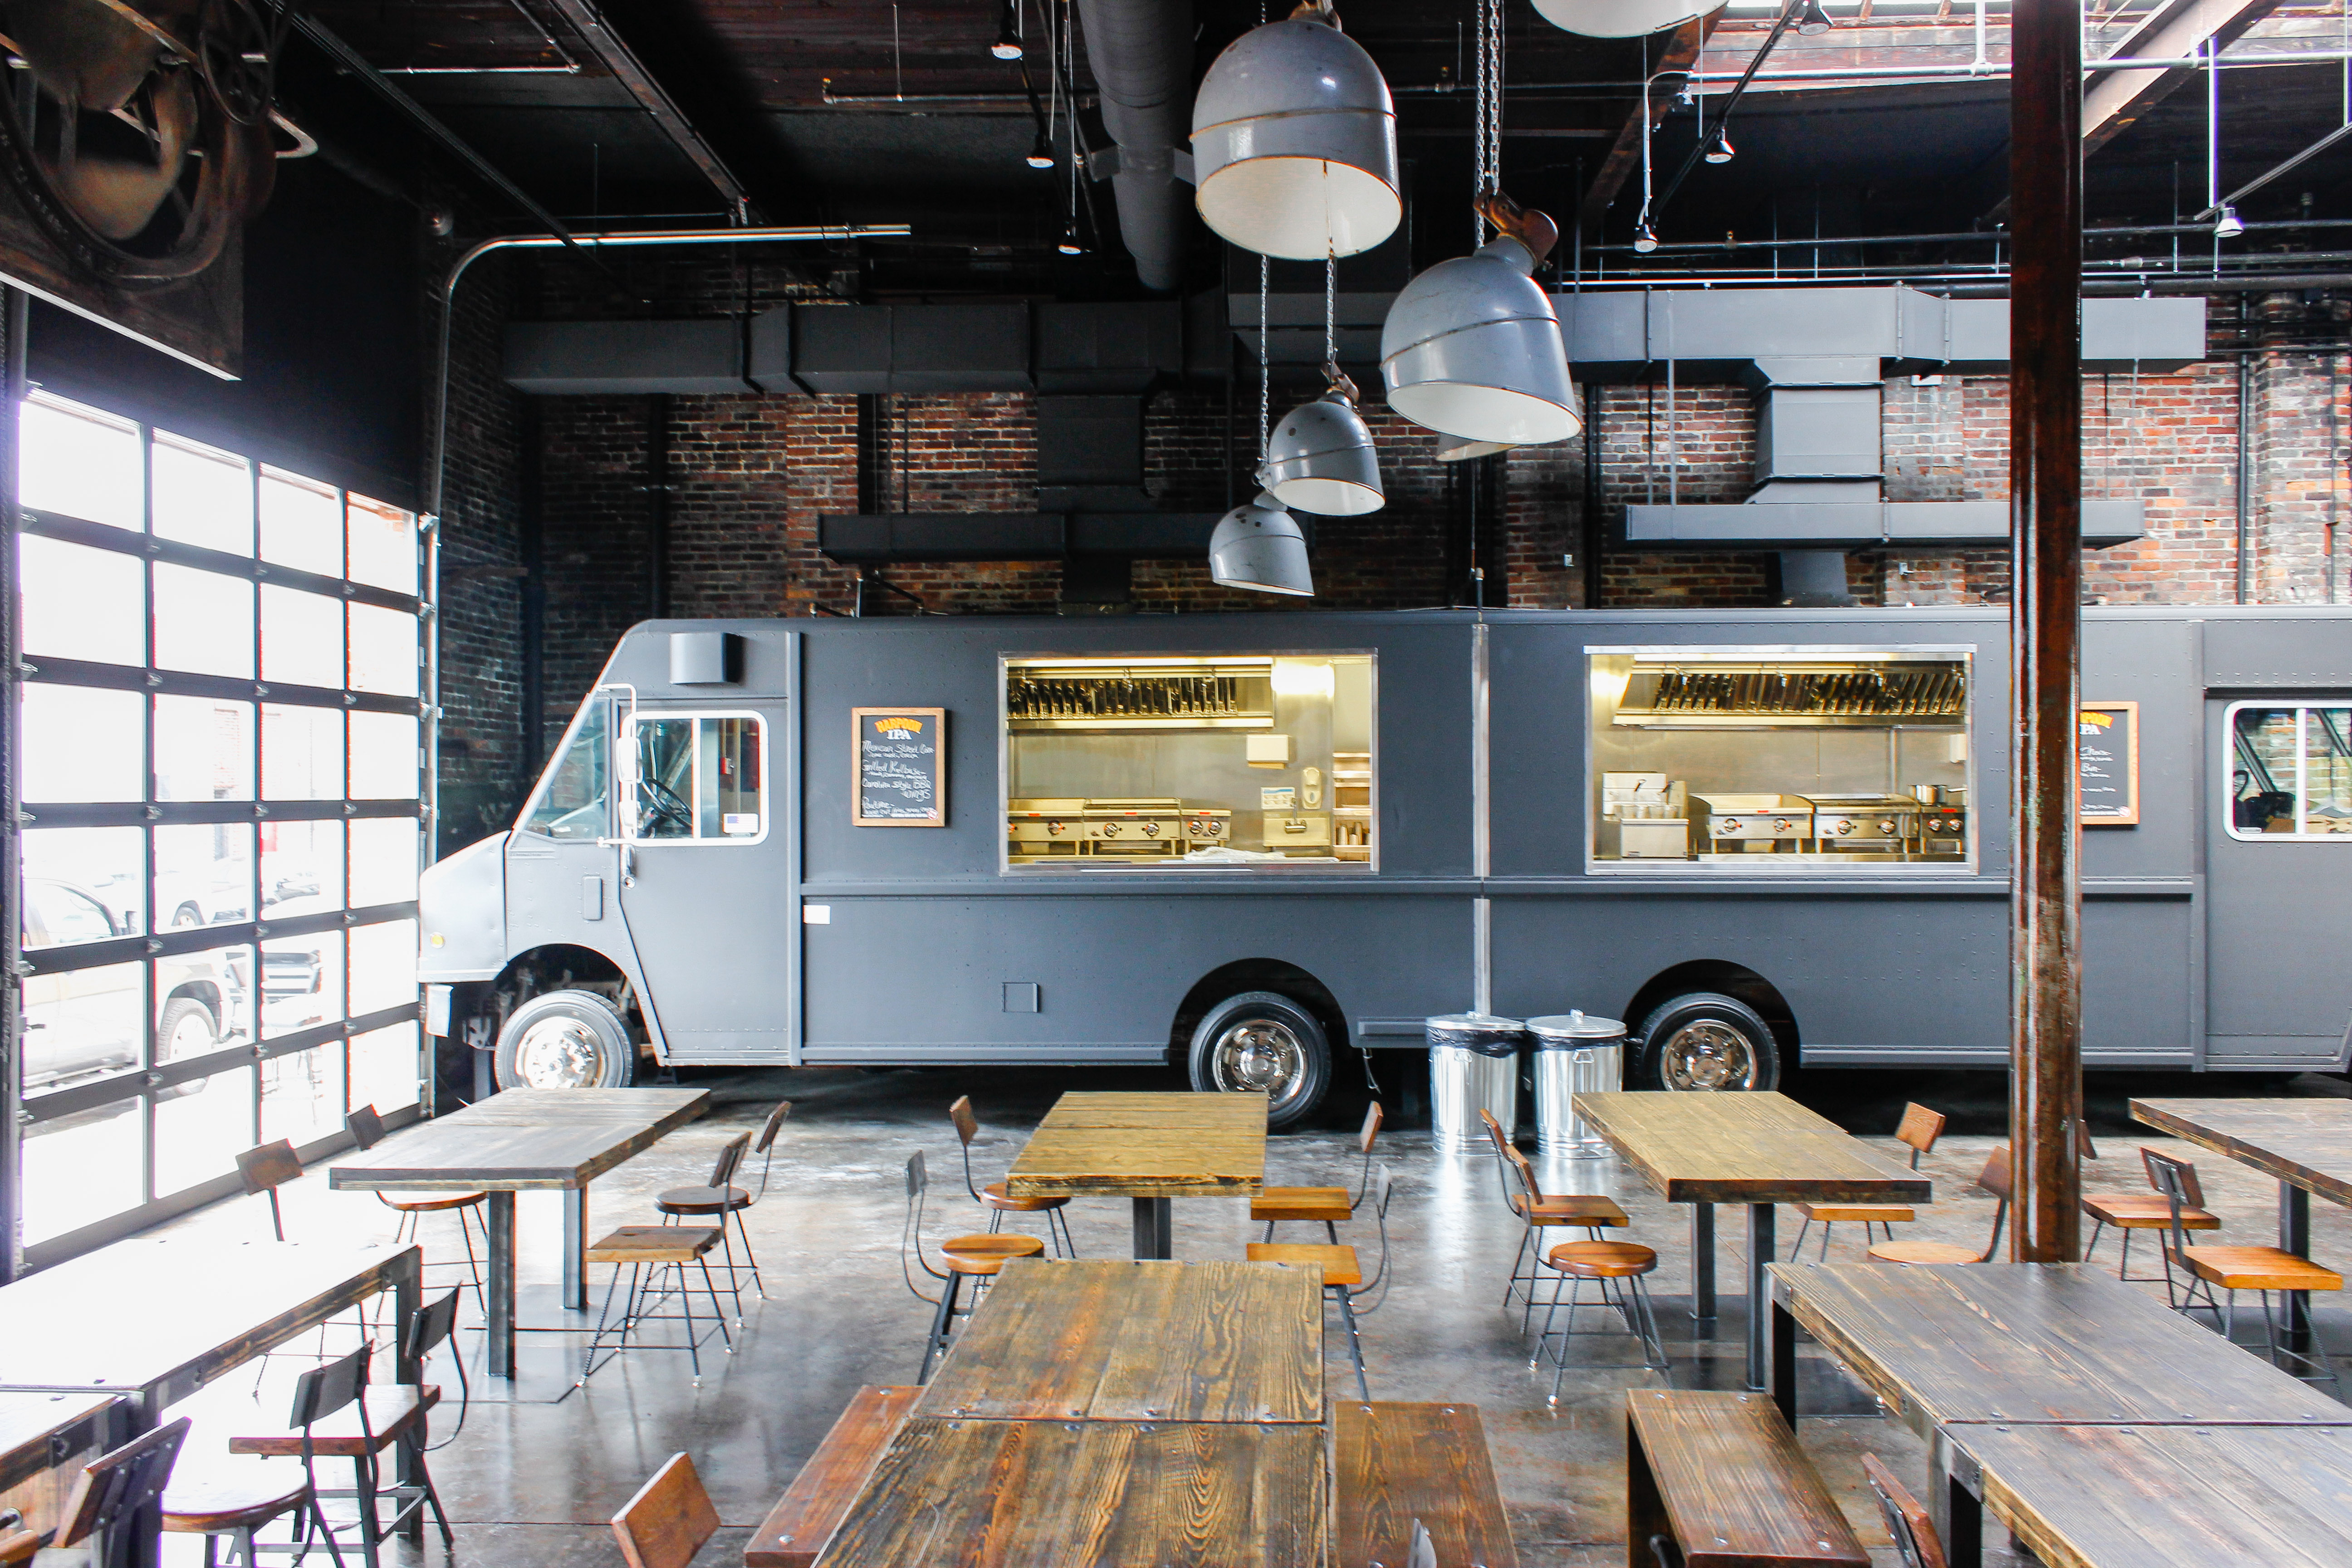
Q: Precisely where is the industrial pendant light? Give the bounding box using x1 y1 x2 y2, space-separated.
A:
1213 253 1316 595
1266 258 1385 515
1382 197 1580 446
1530 0 1726 39
1191 0 1401 261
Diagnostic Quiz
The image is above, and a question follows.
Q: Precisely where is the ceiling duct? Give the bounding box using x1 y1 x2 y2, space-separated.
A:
1073 0 1196 293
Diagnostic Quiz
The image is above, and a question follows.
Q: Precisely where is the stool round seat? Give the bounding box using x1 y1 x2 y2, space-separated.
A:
657 1184 752 1217
1545 1240 1658 1279
980 1181 1069 1215
378 1190 485 1214
939 1233 1045 1275
162 1466 314 1533
1868 1239 1984 1265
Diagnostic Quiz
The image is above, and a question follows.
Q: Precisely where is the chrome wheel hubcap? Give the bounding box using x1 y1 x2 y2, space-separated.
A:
1210 1018 1304 1106
166 1014 213 1059
514 1017 606 1087
1658 1022 1756 1091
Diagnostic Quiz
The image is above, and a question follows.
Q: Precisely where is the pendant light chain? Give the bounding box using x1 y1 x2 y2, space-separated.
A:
1472 0 1489 249
1324 253 1338 377
1259 251 1272 466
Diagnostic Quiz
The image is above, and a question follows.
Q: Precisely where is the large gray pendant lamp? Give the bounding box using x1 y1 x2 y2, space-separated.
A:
1264 260 1385 515
1530 0 1726 37
1190 0 1401 261
1381 193 1580 449
1211 253 1317 595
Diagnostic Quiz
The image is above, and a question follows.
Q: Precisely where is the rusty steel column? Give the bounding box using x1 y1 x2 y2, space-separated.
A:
2008 0 2085 1262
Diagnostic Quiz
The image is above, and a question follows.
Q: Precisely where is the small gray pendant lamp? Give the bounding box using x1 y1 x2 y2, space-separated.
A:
1191 0 1401 262
1530 0 1726 36
1264 257 1385 516
1211 253 1317 595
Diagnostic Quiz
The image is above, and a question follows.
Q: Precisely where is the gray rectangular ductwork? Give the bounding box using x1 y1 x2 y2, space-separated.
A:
782 304 1034 394
818 511 1253 563
1755 387 1882 485
1626 498 2148 548
1036 303 1185 393
503 318 750 394
669 631 738 685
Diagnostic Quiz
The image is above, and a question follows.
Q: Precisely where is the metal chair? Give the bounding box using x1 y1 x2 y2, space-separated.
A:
1861 1454 1950 1568
611 1452 720 1568
2085 1145 2222 1284
949 1095 1075 1256
404 1289 469 1453
901 1150 1044 1383
653 1131 757 1322
579 1224 738 1387
237 1140 304 1243
345 1106 485 1312
1790 1102 1945 1259
2147 1148 2342 1387
1245 1166 1396 1400
1253 1101 1383 1242
1480 1109 1627 1331
1867 1147 2012 1265
54 1418 192 1568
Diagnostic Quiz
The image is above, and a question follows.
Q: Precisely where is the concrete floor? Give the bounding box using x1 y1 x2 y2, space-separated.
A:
130 1060 2352 1567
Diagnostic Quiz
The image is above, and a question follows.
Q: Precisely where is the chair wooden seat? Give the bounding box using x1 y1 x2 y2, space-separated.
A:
587 1225 725 1265
1335 1401 1519 1568
979 1181 1069 1215
1867 1239 1985 1265
655 1183 752 1216
1245 1241 1364 1287
378 1189 485 1214
1545 1240 1658 1279
2175 1245 2346 1293
161 1465 314 1534
228 1385 441 1458
746 1386 921 1568
1794 1202 1916 1225
2084 1192 2219 1230
1626 1390 1870 1568
0 1527 38 1564
1515 1192 1630 1227
937 1233 1045 1275
1250 1186 1352 1225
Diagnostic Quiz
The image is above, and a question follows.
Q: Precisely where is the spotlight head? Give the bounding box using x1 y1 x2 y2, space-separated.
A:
1025 136 1055 170
1798 0 1833 35
991 30 1024 59
1703 132 1734 165
1633 220 1659 254
2214 204 2245 240
1057 222 1084 255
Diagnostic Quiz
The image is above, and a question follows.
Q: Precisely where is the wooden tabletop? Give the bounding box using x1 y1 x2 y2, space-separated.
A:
1952 1423 2352 1568
435 1087 710 1127
0 1241 418 1403
329 1088 710 1191
914 1259 1323 1425
0 1392 116 1493
1570 1092 1932 1205
1772 1262 2352 1434
811 1416 1327 1568
1004 1093 1268 1200
2131 1098 2352 1207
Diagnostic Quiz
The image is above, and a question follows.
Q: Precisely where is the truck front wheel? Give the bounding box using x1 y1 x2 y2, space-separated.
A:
1633 992 1781 1092
495 990 637 1090
1187 991 1330 1130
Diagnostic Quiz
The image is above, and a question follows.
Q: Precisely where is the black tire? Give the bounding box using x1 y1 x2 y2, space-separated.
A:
494 990 637 1090
1186 990 1331 1130
156 995 218 1098
1634 992 1781 1092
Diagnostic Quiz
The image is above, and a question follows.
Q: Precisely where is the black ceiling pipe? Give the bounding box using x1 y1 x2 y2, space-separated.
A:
1073 0 1195 293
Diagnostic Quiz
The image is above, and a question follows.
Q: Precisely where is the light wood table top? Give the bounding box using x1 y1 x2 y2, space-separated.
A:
0 1392 117 1493
914 1259 1324 1425
1951 1422 2352 1568
1571 1091 1931 1205
1772 1262 2352 1433
435 1087 710 1126
2131 1098 2352 1207
811 1416 1326 1568
1004 1092 1267 1200
329 1088 709 1191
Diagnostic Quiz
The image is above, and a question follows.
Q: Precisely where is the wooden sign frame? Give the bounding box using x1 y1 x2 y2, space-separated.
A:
852 707 947 827
2080 701 2140 826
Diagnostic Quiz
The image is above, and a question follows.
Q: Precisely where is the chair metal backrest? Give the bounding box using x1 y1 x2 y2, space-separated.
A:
2144 1149 2207 1263
1350 1102 1385 1208
1973 1146 2014 1262
1480 1109 1524 1213
406 1288 463 1365
2142 1145 2204 1208
1503 1141 1551 1210
1893 1103 1946 1168
901 1151 948 1294
1862 1454 1950 1568
948 1096 987 1202
237 1139 303 1242
346 1104 385 1150
751 1100 793 1199
55 1417 190 1557
1353 1165 1398 1298
289 1345 376 1498
706 1132 752 1194
611 1451 720 1568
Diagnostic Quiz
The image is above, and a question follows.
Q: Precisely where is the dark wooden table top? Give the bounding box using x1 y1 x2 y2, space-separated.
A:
1952 1422 2352 1568
0 1392 117 1493
811 1416 1326 1568
1336 1401 1518 1568
1772 1262 2352 1433
1571 1091 1932 1205
329 1088 710 1191
914 1259 1323 1425
0 1241 419 1402
435 1087 710 1127
1004 1092 1267 1200
2131 1098 2352 1207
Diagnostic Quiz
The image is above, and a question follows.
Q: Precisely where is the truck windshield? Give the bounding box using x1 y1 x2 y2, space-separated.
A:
522 701 609 839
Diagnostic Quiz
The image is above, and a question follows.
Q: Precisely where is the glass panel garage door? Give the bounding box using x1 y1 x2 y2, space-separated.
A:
14 393 425 1263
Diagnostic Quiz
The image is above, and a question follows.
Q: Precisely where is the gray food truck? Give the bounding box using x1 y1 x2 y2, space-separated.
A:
418 606 2352 1126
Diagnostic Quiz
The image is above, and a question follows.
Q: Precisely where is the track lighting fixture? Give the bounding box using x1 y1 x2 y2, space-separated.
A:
1026 134 1054 170
1704 131 1734 164
991 0 1024 59
1633 216 1659 253
1057 221 1084 255
2214 205 2245 239
1798 0 1833 35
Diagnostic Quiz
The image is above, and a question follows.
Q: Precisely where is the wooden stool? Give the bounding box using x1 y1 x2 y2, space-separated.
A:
950 1096 1073 1257
1868 1147 2011 1266
612 1452 719 1568
579 1227 736 1387
1534 1239 1668 1402
2085 1147 2220 1284
1253 1101 1384 1243
1482 1113 1628 1332
901 1152 1046 1382
1244 1168 1394 1401
1791 1102 1945 1259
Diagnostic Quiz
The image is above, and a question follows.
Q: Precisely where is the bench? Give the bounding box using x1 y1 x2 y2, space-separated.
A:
744 1386 920 1568
1625 1390 1868 1568
1335 1400 1518 1568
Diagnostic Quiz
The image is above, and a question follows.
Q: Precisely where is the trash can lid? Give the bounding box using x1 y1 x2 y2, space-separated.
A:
1426 1011 1526 1036
1525 1010 1627 1044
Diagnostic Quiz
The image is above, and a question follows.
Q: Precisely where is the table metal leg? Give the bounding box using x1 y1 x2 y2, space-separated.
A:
1770 1295 1797 1425
1745 1203 1774 1391
564 1187 588 1312
486 1190 517 1378
2281 1181 2313 1353
1934 1428 1984 1568
1690 1202 1717 1323
1132 1197 1172 1260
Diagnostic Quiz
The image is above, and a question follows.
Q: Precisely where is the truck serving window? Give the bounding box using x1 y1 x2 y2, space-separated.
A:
2228 703 2352 839
629 714 765 843
1002 654 1375 871
1587 648 1973 870
522 700 609 839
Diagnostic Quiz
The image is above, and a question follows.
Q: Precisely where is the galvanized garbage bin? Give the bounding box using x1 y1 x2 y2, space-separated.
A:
1526 1011 1627 1156
1426 1013 1527 1152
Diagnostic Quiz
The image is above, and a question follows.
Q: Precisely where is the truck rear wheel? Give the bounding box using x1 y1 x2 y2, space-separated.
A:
495 990 637 1090
1634 992 1781 1092
1187 990 1330 1130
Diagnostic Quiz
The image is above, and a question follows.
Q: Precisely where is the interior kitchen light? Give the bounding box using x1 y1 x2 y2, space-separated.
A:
2214 204 2245 239
1264 390 1385 514
1382 195 1581 447
1798 0 1834 34
1209 492 1316 596
1530 0 1727 37
1190 0 1401 260
1270 658 1337 698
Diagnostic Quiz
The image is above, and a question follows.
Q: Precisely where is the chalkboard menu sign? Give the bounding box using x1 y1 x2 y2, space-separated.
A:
853 707 946 827
2080 701 2139 826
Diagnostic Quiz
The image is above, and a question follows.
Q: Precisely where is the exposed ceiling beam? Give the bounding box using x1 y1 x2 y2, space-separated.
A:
1577 13 1724 238
2082 0 2287 154
540 0 759 220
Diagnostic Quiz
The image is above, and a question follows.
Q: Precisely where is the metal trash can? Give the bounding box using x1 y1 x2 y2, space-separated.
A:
1426 1013 1527 1152
1527 1011 1627 1156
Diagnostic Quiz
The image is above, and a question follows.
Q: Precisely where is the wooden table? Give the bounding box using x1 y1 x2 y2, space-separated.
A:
2132 1097 2352 1350
1004 1093 1268 1259
914 1259 1324 1425
1571 1091 1929 1388
1945 1422 2352 1568
0 1392 119 1493
330 1086 708 1376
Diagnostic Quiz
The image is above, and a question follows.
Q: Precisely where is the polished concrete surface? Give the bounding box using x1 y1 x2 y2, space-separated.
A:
132 1062 2352 1566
